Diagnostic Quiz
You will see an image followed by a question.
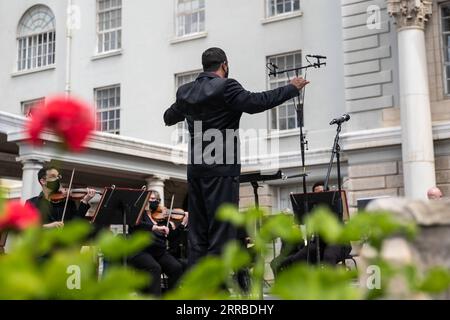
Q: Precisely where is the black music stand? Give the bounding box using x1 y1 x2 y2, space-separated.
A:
91 186 151 266
290 190 349 264
290 190 349 224
240 170 285 209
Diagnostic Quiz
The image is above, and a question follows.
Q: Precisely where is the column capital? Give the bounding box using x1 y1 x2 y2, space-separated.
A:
387 0 432 30
145 175 170 183
16 155 49 165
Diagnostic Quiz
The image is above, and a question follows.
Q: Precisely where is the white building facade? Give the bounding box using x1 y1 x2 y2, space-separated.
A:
0 0 449 218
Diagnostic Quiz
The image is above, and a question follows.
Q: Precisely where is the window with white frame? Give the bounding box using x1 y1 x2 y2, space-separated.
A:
21 98 45 117
278 185 303 213
174 71 200 144
176 0 205 37
16 5 56 72
268 51 302 131
441 3 450 95
95 85 121 134
97 0 122 54
267 0 300 17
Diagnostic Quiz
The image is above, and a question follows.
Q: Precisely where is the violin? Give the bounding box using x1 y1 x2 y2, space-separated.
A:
49 188 102 203
150 205 186 224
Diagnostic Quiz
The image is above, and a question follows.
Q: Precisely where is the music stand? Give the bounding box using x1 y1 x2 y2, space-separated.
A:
240 170 285 209
290 190 349 265
290 190 349 224
91 186 151 266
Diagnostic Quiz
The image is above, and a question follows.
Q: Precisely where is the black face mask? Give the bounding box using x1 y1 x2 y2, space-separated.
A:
46 179 60 193
224 65 229 78
149 200 160 211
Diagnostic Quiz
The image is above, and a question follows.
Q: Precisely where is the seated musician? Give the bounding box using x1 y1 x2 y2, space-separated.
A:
26 167 96 228
270 182 352 277
128 190 183 296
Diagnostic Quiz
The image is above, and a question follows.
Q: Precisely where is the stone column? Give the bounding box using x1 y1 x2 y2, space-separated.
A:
388 0 435 199
20 157 45 201
145 175 168 206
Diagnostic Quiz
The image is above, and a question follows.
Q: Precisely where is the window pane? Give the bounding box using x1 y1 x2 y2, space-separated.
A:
279 118 287 130
287 117 296 129
285 0 292 12
95 85 121 134
17 5 56 71
276 0 283 14
271 109 277 129
268 52 301 130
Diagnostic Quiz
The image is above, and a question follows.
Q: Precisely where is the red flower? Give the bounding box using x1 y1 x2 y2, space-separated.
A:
27 95 95 152
0 201 40 231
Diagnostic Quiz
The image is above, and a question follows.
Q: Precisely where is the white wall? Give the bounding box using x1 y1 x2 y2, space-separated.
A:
0 0 345 153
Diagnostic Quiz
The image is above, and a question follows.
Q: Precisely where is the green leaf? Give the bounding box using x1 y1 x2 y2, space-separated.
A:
165 257 230 300
222 241 251 270
216 205 246 226
417 267 450 294
259 214 302 244
304 207 343 243
271 264 360 300
96 231 151 261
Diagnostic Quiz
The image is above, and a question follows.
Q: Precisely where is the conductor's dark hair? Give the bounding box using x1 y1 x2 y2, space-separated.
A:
312 181 327 192
202 47 227 72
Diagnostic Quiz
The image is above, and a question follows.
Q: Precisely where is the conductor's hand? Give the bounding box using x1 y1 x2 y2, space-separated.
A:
152 225 169 236
290 77 310 91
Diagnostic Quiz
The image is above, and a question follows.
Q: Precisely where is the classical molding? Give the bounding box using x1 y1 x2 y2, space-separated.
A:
341 121 450 151
387 0 432 30
0 111 27 134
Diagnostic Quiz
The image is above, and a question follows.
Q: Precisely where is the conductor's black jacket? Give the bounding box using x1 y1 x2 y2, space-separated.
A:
164 72 299 177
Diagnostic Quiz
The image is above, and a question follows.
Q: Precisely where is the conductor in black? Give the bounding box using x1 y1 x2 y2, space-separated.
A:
164 47 309 266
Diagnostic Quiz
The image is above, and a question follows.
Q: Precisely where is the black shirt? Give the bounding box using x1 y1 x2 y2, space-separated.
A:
129 211 178 257
164 72 299 177
26 193 90 224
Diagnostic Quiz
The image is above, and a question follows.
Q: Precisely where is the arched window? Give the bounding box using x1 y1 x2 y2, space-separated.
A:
17 5 56 71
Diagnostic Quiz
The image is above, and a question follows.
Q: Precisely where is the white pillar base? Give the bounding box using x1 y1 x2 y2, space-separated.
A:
145 176 168 206
21 159 45 201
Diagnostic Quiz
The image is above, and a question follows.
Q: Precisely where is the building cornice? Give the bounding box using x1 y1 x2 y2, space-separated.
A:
1 111 187 164
341 121 450 151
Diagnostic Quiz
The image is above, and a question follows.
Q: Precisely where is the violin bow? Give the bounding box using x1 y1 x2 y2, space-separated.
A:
61 168 75 222
166 194 175 229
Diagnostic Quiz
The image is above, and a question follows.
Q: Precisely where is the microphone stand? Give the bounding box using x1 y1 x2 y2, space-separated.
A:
322 122 344 266
324 123 343 193
267 57 326 265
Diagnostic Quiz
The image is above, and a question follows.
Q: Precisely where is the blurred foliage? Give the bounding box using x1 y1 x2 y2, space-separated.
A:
216 204 450 300
272 264 359 300
0 219 151 299
1 194 450 300
165 241 251 300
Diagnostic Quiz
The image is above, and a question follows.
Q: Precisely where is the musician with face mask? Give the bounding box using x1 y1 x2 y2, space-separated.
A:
25 167 95 228
128 190 184 296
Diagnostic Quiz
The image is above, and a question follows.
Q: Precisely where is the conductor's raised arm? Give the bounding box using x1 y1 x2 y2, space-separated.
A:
224 77 309 114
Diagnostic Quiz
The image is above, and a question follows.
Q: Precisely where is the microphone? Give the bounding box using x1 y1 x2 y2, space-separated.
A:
268 62 279 77
329 114 350 125
306 55 327 59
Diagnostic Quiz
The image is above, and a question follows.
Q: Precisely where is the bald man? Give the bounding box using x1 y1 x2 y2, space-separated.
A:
427 187 443 200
